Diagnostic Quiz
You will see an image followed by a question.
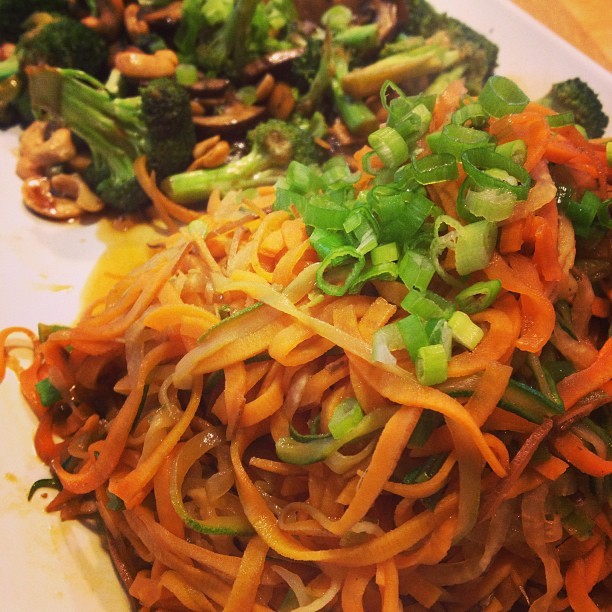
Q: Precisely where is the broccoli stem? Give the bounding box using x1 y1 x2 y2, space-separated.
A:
330 78 378 136
162 151 275 204
226 0 260 74
29 68 144 178
342 45 460 99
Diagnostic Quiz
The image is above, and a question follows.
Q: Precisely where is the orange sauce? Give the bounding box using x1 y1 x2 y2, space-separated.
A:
81 217 167 309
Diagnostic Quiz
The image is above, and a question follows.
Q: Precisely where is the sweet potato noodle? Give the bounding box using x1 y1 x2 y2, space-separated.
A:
2 130 612 610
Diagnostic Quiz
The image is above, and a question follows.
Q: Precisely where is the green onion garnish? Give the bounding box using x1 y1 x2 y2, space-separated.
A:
478 75 530 117
454 280 502 313
416 343 448 386
328 398 365 439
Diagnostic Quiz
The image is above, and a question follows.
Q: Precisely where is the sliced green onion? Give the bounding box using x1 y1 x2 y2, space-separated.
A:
273 185 308 212
361 150 383 175
454 219 498 276
454 279 502 313
461 148 531 200
368 126 410 168
372 323 404 364
300 197 349 230
286 160 322 194
448 311 484 350
478 75 529 117
427 123 493 159
328 398 364 439
425 317 452 358
371 242 399 265
546 111 575 128
462 183 517 222
398 249 435 291
354 262 398 288
316 246 365 296
35 378 61 407
397 314 429 361
401 289 455 320
309 227 349 260
370 188 434 242
321 156 354 185
416 343 448 385
411 152 458 184
451 102 486 127
495 139 527 165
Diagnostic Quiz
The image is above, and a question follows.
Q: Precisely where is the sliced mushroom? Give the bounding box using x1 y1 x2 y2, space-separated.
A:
375 0 406 44
22 174 104 220
242 48 306 82
187 78 231 97
16 121 77 180
192 103 265 138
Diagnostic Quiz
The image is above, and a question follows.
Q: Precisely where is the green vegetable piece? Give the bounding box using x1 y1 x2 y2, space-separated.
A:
35 378 61 407
479 75 529 117
448 311 484 350
415 343 448 386
275 406 396 465
328 398 364 439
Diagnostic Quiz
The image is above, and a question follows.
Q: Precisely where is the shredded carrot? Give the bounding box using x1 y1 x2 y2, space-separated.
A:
557 337 612 408
552 431 612 477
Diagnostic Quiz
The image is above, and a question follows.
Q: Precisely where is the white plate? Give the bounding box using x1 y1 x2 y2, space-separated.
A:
0 2 611 609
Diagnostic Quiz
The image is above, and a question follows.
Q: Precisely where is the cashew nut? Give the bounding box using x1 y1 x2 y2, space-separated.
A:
16 121 77 180
114 48 179 79
22 174 104 220
50 174 105 213
82 0 125 40
124 3 149 42
142 1 182 24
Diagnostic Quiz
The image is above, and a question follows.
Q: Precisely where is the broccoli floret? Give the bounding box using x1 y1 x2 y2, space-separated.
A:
28 67 196 212
0 0 69 41
176 0 295 78
406 0 498 94
343 0 498 98
420 14 498 95
538 78 609 139
162 119 319 205
176 0 258 75
292 19 379 136
0 16 109 126
18 17 109 77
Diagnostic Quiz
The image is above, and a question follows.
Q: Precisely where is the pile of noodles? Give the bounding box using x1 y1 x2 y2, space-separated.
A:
2 131 611 609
